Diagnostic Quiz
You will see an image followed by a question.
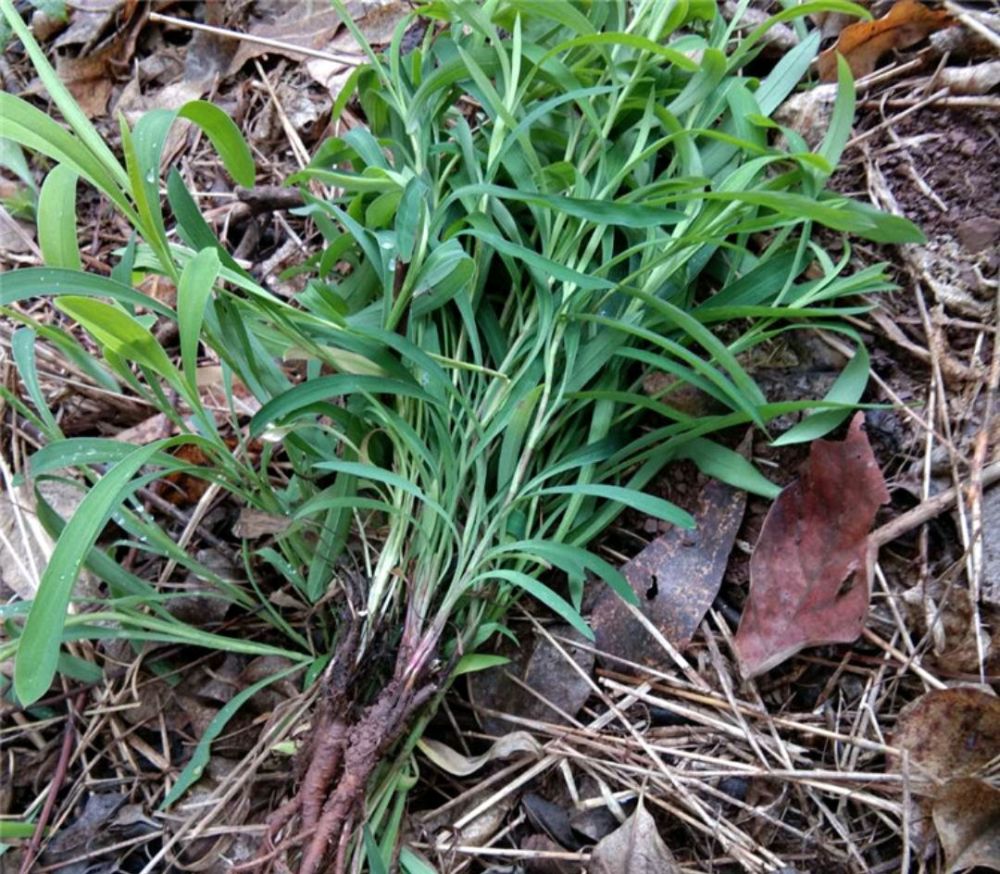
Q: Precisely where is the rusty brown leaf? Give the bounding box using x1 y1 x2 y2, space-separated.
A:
816 0 955 81
734 413 889 677
932 777 1000 873
591 473 746 668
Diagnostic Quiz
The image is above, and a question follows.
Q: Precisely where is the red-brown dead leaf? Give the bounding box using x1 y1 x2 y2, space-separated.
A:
816 0 955 81
932 777 1000 873
734 413 889 677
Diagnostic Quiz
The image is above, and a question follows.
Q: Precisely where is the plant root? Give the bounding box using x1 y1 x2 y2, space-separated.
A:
245 619 436 874
298 678 436 874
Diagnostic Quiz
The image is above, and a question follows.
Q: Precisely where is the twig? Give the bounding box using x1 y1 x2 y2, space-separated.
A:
19 693 86 874
147 12 364 65
870 461 1000 548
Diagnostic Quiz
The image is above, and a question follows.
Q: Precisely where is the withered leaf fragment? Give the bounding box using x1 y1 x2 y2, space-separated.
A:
932 777 1000 873
891 687 1000 786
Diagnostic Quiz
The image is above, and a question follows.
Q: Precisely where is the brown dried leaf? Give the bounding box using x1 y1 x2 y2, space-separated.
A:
932 777 1000 873
591 473 746 668
54 4 145 117
226 0 406 76
734 413 889 677
816 0 954 81
588 801 680 874
233 507 293 538
891 687 1000 787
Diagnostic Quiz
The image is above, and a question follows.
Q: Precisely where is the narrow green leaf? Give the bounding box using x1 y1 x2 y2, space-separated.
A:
469 569 594 640
54 296 181 387
14 440 170 704
177 248 221 393
177 101 256 187
771 342 871 446
0 267 175 318
674 438 781 498
37 164 81 270
536 485 695 530
160 662 301 808
250 374 438 437
0 821 39 840
817 56 856 174
452 654 510 676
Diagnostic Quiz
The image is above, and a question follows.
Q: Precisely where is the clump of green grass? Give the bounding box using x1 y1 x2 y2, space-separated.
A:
0 0 920 869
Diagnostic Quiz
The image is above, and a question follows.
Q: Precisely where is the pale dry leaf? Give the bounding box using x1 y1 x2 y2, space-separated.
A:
811 9 865 40
54 3 145 117
932 777 1000 873
0 480 88 600
53 1 124 52
816 0 955 81
227 0 407 76
734 413 889 677
773 84 839 150
417 731 541 777
115 413 171 445
521 833 578 874
0 205 39 257
588 801 680 874
983 485 1000 608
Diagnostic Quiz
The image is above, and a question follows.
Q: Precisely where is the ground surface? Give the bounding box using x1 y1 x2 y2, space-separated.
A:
1 2 998 872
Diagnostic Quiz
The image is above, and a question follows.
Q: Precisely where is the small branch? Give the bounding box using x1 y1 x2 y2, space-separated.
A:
871 461 1000 549
147 12 364 65
19 693 85 874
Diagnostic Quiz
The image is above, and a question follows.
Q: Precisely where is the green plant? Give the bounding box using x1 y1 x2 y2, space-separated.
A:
0 0 920 870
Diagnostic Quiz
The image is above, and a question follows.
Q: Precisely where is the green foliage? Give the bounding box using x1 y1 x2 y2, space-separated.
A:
0 0 921 864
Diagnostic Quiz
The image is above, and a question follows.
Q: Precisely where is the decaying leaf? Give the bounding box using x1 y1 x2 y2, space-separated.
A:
932 777 1000 873
0 481 87 600
54 2 145 117
773 84 839 150
591 474 746 668
588 801 680 874
468 624 594 735
983 485 1000 608
734 413 889 677
816 0 955 81
523 793 579 850
939 60 1000 96
890 687 1000 787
